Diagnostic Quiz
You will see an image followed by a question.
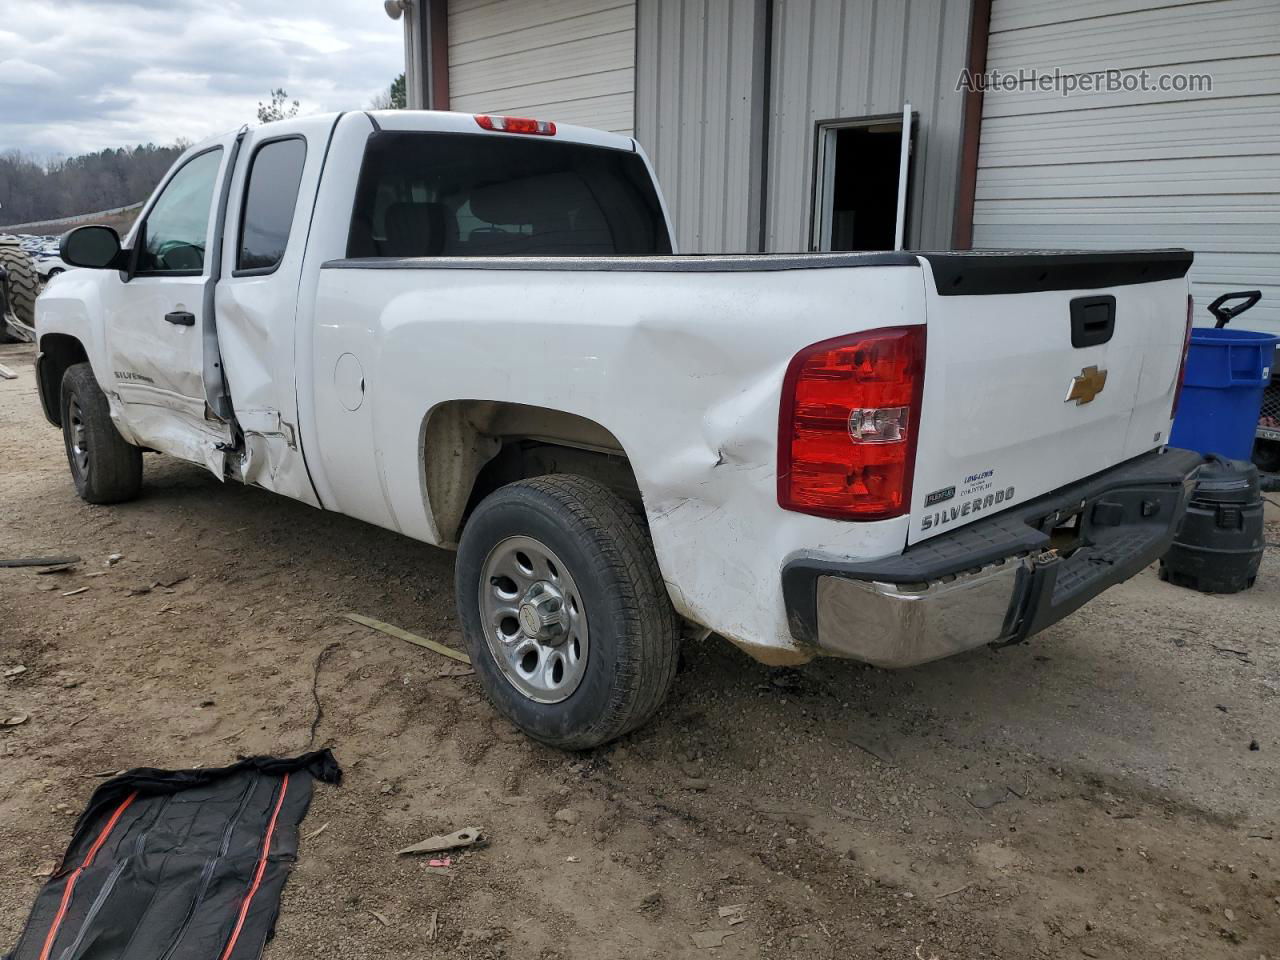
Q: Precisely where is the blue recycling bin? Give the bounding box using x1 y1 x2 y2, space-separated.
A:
1170 327 1279 460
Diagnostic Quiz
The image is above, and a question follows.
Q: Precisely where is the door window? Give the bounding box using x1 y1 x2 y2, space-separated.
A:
236 137 308 273
136 148 223 274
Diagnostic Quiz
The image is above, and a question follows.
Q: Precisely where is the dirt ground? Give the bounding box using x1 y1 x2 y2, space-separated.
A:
2 339 1278 959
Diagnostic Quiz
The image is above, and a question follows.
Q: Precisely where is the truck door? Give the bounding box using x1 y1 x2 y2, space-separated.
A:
102 138 237 476
214 115 337 506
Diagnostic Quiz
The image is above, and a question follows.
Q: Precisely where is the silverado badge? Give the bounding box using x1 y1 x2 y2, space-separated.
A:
1065 365 1107 406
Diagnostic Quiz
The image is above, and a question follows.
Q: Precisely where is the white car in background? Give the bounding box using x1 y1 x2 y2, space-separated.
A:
14 235 68 282
31 248 69 282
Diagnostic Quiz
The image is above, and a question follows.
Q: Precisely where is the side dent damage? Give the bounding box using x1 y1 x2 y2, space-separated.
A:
314 262 922 663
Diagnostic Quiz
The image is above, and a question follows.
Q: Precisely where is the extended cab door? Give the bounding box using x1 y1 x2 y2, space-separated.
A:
214 116 336 506
103 139 236 475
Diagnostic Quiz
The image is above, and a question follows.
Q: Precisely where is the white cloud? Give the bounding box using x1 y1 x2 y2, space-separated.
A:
0 0 404 158
0 59 60 85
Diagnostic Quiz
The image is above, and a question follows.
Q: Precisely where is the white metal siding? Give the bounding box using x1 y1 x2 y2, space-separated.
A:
974 0 1280 331
635 0 767 253
448 0 636 136
765 0 974 252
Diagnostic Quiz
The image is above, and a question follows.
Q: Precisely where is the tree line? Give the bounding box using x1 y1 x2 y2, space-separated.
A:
0 142 188 226
3 77 405 227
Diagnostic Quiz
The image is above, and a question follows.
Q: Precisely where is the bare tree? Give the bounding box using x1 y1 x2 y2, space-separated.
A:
257 88 300 124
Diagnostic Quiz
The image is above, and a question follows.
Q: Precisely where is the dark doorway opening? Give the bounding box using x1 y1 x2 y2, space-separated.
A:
812 111 915 252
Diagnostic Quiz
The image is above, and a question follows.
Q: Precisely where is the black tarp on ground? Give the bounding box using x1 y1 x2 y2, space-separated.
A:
4 751 340 960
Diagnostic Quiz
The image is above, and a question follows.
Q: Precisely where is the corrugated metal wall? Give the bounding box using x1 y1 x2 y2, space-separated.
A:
765 0 973 252
634 0 767 253
973 0 1280 330
634 0 972 253
448 0 637 135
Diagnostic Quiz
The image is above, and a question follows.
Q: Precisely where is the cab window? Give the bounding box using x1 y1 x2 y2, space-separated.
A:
136 148 223 275
346 131 671 258
236 137 307 273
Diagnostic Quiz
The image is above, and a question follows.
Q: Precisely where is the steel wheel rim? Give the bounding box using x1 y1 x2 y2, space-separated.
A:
478 535 589 704
68 396 89 478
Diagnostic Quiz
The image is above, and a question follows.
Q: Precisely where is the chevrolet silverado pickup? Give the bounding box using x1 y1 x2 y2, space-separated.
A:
36 109 1200 748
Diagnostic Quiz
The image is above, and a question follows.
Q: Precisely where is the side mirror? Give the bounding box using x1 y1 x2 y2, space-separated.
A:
60 225 127 270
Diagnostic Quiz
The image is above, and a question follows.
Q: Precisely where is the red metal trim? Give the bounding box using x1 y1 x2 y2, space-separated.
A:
951 0 992 250
428 0 450 110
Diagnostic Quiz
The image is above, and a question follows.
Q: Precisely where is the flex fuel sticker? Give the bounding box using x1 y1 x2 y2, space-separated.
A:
923 485 955 507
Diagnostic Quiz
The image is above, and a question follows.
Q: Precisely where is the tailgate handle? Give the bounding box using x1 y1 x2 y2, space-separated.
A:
1070 295 1115 348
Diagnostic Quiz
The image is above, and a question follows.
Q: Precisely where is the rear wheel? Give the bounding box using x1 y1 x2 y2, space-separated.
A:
60 362 142 504
455 475 680 749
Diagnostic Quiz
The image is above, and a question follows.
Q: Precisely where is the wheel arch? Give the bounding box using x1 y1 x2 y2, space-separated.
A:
420 399 641 546
36 332 90 427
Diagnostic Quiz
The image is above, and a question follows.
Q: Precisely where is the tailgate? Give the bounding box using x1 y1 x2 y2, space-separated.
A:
908 250 1193 545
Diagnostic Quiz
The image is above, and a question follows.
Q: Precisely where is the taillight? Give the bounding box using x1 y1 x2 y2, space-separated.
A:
778 326 926 520
1171 294 1194 420
474 114 557 136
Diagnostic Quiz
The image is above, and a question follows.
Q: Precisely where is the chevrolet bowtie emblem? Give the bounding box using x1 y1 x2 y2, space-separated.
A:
1066 365 1108 405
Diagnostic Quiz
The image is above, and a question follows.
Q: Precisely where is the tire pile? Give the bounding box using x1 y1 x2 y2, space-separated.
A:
1 236 39 343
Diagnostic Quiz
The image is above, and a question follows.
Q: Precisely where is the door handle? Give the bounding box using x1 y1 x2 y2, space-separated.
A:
164 311 195 327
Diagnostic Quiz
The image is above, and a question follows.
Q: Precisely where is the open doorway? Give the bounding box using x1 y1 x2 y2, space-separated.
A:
811 108 916 252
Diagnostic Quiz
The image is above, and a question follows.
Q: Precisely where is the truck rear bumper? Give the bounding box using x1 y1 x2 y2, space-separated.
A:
782 447 1203 668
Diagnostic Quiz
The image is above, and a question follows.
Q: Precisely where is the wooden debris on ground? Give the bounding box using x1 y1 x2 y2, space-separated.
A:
397 826 485 856
344 613 470 664
0 556 81 568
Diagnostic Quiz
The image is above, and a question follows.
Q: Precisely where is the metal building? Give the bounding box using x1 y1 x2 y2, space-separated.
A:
396 0 1280 330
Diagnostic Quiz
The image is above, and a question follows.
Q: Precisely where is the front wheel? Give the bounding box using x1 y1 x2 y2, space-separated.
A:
455 475 680 750
60 362 143 504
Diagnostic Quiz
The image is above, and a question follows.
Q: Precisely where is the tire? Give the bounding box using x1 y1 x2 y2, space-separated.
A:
1253 438 1280 474
0 242 38 335
456 475 680 750
60 362 143 504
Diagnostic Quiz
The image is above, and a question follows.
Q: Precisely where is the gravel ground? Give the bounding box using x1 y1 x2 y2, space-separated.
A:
2 340 1278 959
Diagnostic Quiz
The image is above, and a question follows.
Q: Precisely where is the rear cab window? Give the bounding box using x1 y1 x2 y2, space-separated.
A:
237 137 308 273
346 131 671 258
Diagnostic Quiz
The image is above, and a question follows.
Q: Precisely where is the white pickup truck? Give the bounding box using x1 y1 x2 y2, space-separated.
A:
37 109 1201 748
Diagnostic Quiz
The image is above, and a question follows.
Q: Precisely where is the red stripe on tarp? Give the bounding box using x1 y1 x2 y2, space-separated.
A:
36 791 139 960
218 773 290 960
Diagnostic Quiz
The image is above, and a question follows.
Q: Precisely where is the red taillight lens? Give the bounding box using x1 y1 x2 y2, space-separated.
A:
1171 293 1194 420
474 114 557 136
778 326 926 520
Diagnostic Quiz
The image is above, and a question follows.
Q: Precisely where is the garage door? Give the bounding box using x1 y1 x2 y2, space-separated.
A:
972 0 1280 331
447 0 636 136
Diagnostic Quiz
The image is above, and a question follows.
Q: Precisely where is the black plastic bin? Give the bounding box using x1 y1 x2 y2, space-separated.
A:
1159 455 1264 594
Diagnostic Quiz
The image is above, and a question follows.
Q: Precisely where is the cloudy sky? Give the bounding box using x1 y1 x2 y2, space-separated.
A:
0 0 404 159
